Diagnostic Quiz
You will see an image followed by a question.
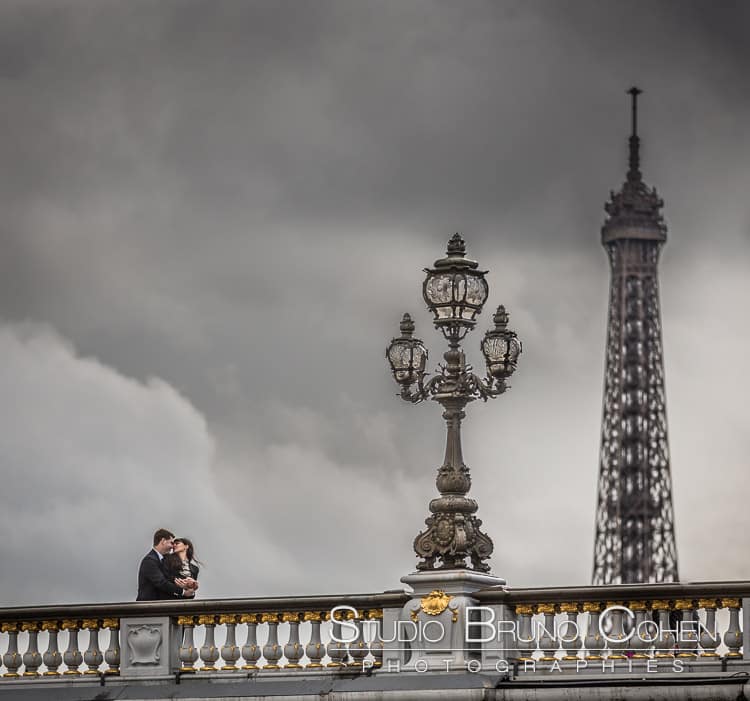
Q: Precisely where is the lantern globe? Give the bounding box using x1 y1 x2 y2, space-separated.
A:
481 305 522 380
422 234 488 342
386 313 428 387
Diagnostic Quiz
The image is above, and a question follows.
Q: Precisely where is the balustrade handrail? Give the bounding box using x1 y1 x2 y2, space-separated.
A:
0 590 410 623
3 580 750 622
475 580 750 604
4 580 750 622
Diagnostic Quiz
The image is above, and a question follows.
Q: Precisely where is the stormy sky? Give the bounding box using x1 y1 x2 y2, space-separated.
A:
1 0 749 606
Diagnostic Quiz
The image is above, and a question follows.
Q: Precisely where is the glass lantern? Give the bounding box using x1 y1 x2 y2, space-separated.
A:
481 305 522 380
423 234 488 342
386 313 427 387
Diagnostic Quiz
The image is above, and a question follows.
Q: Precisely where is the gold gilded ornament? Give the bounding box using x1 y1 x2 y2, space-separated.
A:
420 590 451 616
303 612 322 622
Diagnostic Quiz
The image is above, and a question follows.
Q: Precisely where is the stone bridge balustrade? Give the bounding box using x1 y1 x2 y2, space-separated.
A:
473 582 750 671
0 592 406 680
0 583 749 696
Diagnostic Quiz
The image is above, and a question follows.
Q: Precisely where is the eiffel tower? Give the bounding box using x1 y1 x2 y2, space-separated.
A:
592 88 679 585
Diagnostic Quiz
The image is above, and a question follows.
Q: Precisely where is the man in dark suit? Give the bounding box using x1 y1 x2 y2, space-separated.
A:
136 528 196 601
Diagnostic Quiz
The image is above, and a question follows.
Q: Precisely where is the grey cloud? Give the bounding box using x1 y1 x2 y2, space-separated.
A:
0 1 748 605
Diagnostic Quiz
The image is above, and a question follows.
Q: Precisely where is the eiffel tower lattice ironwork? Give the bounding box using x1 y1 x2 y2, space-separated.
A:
592 88 679 585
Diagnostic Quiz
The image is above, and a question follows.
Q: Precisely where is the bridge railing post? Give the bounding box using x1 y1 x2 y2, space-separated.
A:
119 615 177 678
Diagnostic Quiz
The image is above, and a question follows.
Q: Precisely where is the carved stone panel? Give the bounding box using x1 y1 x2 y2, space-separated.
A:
120 617 176 678
127 625 162 665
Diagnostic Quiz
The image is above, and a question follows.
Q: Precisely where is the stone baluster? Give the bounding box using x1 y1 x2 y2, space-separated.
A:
366 610 384 668
675 599 698 658
304 612 325 668
697 599 720 658
102 619 120 675
42 621 62 676
326 611 348 667
537 604 558 663
21 622 42 677
62 619 83 675
514 605 536 662
629 602 650 659
240 614 261 670
583 603 605 660
721 598 742 658
652 600 675 658
347 610 368 669
261 613 282 669
500 607 521 663
282 612 303 669
604 602 627 660
219 615 241 671
198 615 219 671
2 623 21 677
559 603 582 661
177 616 198 673
82 619 103 675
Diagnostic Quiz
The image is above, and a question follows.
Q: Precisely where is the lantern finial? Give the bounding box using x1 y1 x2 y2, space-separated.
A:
400 312 415 336
493 305 509 328
446 233 466 257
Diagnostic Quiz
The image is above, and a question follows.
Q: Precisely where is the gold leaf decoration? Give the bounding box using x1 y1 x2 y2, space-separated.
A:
420 590 451 616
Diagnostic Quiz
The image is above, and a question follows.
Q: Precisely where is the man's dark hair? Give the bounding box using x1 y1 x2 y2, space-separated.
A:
153 528 175 546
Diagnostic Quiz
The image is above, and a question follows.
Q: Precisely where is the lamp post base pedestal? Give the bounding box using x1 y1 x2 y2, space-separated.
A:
381 570 505 672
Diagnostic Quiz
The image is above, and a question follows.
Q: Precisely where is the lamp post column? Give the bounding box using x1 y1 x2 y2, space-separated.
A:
384 234 522 672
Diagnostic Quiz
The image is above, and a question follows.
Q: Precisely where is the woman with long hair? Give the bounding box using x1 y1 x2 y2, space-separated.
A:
164 537 200 597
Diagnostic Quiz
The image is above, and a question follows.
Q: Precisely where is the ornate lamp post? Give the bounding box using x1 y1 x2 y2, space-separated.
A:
386 234 521 573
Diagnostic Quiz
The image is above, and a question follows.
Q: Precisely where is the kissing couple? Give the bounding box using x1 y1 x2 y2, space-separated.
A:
136 528 201 601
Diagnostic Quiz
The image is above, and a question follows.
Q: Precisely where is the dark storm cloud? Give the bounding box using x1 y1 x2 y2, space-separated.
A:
0 1 749 604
